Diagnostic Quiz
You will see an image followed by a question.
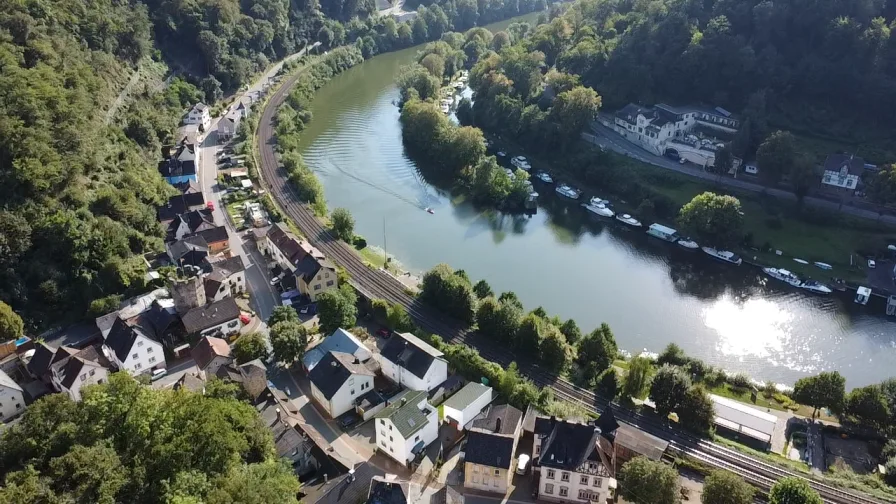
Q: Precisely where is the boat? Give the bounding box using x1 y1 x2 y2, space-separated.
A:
763 267 803 287
646 223 679 242
555 184 581 199
677 238 699 250
615 214 642 228
701 247 742 265
801 280 832 295
583 202 615 218
497 151 507 157
588 196 609 207
425 207 434 214
511 156 531 171
855 286 872 305
535 171 553 183
814 262 833 270
793 258 809 265
503 168 514 177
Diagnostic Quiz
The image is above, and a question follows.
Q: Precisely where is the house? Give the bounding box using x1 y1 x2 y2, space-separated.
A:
308 351 376 418
374 389 439 467
282 253 338 302
203 256 246 302
171 276 207 314
173 372 207 393
166 209 216 242
257 223 339 300
94 289 183 350
0 369 25 422
102 317 166 376
172 179 202 195
166 235 210 268
26 342 77 384
442 382 492 430
158 142 198 184
378 332 448 392
49 345 111 401
608 103 740 167
157 193 206 223
220 358 268 399
185 102 211 131
191 336 233 377
181 298 242 339
257 387 319 476
464 404 523 495
303 328 371 372
821 153 864 195
534 418 615 504
187 226 230 255
218 110 242 139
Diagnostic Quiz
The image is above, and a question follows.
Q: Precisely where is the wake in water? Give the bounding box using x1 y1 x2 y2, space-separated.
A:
314 157 435 211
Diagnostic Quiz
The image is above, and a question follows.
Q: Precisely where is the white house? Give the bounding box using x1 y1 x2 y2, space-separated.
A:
535 419 615 504
218 110 242 139
102 317 167 376
378 332 448 392
203 256 246 302
257 223 339 301
303 328 371 372
442 382 492 430
191 335 234 378
308 351 375 418
49 345 111 401
0 369 25 422
181 298 242 339
374 389 439 466
185 102 211 131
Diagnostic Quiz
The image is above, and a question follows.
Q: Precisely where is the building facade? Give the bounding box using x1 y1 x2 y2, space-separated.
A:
534 419 615 504
0 370 25 422
374 390 439 466
378 332 448 392
102 317 166 376
185 103 211 131
308 351 375 418
463 404 523 495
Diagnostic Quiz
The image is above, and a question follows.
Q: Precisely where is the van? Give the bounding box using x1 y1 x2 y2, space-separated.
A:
150 368 168 382
516 454 530 475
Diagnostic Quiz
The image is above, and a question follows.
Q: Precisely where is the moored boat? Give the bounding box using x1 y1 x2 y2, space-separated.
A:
801 280 832 294
535 171 553 183
701 247 742 265
615 213 642 227
511 156 531 171
555 184 581 199
646 223 679 242
588 196 610 207
814 262 833 270
677 238 699 250
763 267 803 287
583 202 615 218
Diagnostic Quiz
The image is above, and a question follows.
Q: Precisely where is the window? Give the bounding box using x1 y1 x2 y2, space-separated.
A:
137 340 143 347
15 403 21 409
314 284 321 290
135 363 142 370
325 272 330 278
593 477 603 487
326 280 334 287
415 435 420 442
473 465 479 473
227 321 239 328
388 424 392 431
472 474 480 483
350 389 354 395
579 490 600 500
89 370 95 377
494 469 500 476
149 357 157 364
580 475 588 485
559 487 568 497
132 353 139 359
147 347 153 353
380 419 385 425
544 484 554 495
389 436 393 442
80 374 87 381
546 469 555 480
561 472 570 482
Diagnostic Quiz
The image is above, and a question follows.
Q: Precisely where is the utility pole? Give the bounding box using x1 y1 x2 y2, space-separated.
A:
383 216 387 273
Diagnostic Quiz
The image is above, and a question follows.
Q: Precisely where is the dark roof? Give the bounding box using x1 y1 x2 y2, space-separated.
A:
380 332 443 379
183 209 215 234
266 223 310 265
464 430 516 469
188 226 229 245
615 103 649 123
157 193 206 222
191 336 232 371
308 351 374 400
295 254 324 282
158 157 196 178
174 373 206 392
104 317 147 362
133 301 179 340
538 420 601 471
181 298 241 334
204 277 224 300
358 390 386 410
216 363 244 383
366 478 408 504
823 153 865 175
471 404 523 435
307 462 382 504
166 235 208 264
50 345 110 389
172 179 202 194
522 405 545 434
614 424 669 461
596 406 620 443
27 343 57 378
207 256 245 278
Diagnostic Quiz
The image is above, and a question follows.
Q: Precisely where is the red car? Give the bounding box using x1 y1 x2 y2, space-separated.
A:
206 201 215 211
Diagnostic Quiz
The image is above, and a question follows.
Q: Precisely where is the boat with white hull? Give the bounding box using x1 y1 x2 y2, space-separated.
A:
763 267 803 287
646 223 679 242
583 202 615 218
615 214 642 227
801 280 832 294
677 238 699 250
555 184 581 200
511 156 531 171
535 171 553 183
701 247 742 265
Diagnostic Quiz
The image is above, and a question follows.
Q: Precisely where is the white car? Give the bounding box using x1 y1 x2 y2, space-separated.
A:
868 259 876 269
515 454 530 475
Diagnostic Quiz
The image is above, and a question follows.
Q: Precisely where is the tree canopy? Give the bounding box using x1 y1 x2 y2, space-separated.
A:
793 371 846 419
768 477 822 504
701 470 755 504
330 208 355 242
677 192 745 249
618 456 680 504
316 284 359 335
233 332 270 364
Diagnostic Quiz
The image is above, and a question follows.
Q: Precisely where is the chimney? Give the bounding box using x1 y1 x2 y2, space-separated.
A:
276 407 282 421
495 417 502 433
354 357 360 364
401 397 407 406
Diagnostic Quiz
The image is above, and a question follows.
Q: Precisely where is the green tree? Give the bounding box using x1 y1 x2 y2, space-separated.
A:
420 53 446 80
768 477 822 504
420 263 477 324
793 371 846 419
559 319 582 345
316 285 358 335
576 323 617 378
476 297 521 344
657 343 689 367
232 332 269 364
713 146 734 175
472 279 493 299
205 460 301 504
678 385 715 435
0 301 24 342
267 306 299 327
516 314 544 356
867 164 896 206
330 207 355 242
46 442 127 504
550 86 601 143
756 131 798 184
622 357 654 400
491 31 511 51
269 321 308 365
618 456 680 504
386 304 413 332
649 365 692 416
844 385 890 428
702 470 755 504
790 155 816 203
596 368 619 399
677 192 744 248
540 325 571 371
397 64 441 102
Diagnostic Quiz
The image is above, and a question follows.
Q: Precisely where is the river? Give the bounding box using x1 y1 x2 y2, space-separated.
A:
295 15 896 388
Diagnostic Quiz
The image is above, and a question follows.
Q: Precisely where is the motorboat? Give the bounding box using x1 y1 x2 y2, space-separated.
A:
555 184 581 199
588 196 609 207
511 156 531 171
677 238 699 250
583 202 615 218
793 258 809 265
535 171 553 183
701 247 742 265
801 280 832 294
646 223 679 242
615 214 642 227
763 267 803 287
497 151 507 157
426 207 434 214
814 262 833 270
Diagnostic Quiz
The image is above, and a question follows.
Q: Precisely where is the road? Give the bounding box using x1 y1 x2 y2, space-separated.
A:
254 63 886 504
587 120 896 225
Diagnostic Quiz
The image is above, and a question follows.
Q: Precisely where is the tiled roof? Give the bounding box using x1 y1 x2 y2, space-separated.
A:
374 389 430 439
181 298 241 334
157 193 206 222
166 235 209 264
26 343 57 378
538 419 602 471
189 226 229 245
380 333 443 379
50 345 110 389
464 430 515 469
104 317 149 362
823 153 865 176
308 351 375 400
303 328 367 371
174 373 206 392
471 404 522 435
191 336 232 371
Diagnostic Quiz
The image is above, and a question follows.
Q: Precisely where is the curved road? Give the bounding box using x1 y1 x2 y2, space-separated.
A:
255 63 886 504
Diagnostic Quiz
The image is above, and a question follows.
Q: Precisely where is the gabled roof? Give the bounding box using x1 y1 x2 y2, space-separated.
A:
367 477 409 504
374 389 430 439
538 419 602 471
157 193 206 222
823 153 865 175
191 336 232 371
380 333 443 379
303 328 367 371
50 345 110 389
104 317 152 362
182 209 215 234
0 369 22 392
471 404 522 435
188 226 229 245
27 342 58 378
174 373 207 392
266 223 319 266
295 254 335 282
207 256 245 279
238 358 267 380
464 430 515 469
442 382 490 412
192 102 209 113
181 298 241 334
133 300 179 340
158 156 196 178
172 179 202 194
166 235 209 265
308 351 375 400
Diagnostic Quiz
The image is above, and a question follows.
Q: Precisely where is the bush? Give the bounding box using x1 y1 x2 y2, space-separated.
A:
728 373 753 390
353 235 368 249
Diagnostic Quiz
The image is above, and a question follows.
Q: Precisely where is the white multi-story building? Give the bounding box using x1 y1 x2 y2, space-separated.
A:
374 389 439 466
0 369 25 422
308 351 375 418
534 418 615 504
218 110 242 139
185 102 211 131
102 317 166 376
50 345 111 401
378 332 448 392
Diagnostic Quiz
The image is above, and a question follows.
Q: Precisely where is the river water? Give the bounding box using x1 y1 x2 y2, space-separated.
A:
296 15 896 388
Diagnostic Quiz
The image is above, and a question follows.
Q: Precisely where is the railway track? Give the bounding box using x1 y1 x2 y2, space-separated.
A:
255 66 889 504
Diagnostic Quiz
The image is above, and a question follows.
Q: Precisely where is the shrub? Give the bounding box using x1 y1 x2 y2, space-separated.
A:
728 373 753 390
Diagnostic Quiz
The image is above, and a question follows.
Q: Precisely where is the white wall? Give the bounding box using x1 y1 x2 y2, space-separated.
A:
443 387 492 429
328 375 374 418
376 399 438 466
538 465 610 503
56 365 109 402
210 272 246 302
202 355 233 377
116 334 166 375
198 317 241 339
0 386 24 422
379 357 448 392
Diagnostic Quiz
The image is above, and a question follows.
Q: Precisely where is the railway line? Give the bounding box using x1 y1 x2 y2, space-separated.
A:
254 65 888 504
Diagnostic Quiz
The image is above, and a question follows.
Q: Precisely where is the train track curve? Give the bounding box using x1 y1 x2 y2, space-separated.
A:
254 65 888 504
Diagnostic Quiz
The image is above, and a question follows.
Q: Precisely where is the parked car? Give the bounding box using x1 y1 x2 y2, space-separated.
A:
868 259 877 269
150 369 168 382
516 454 531 475
338 412 360 430
679 157 687 164
206 201 215 211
